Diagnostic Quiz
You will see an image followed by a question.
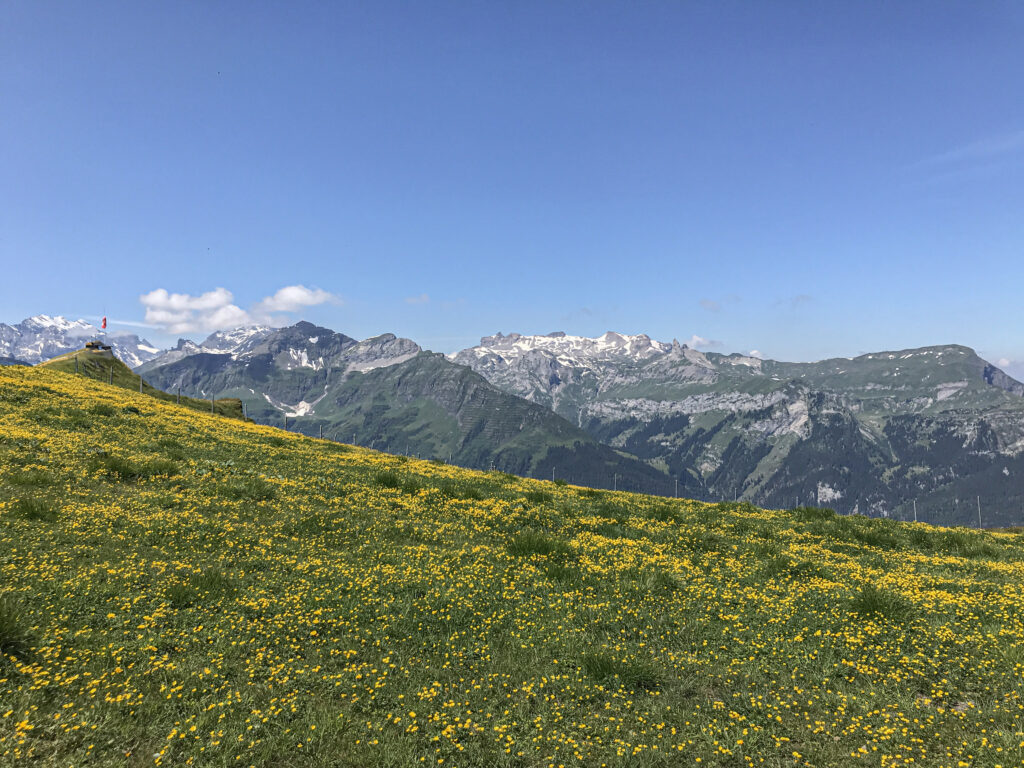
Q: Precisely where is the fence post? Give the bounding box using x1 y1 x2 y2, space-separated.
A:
177 385 181 405
108 367 112 385
210 394 214 414
139 375 143 393
75 355 78 374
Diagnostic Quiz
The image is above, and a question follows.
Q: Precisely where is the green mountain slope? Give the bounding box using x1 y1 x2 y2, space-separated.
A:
39 348 245 420
141 326 673 493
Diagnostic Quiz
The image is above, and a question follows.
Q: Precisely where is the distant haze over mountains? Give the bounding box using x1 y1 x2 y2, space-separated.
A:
8 315 1024 526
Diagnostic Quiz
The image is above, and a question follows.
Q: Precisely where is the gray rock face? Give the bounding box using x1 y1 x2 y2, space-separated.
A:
343 334 422 373
141 322 425 413
454 332 1024 525
983 363 1024 397
200 327 275 355
0 315 160 368
137 327 274 373
138 324 666 491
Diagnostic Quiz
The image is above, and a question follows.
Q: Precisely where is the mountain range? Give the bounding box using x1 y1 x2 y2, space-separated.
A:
9 315 1024 526
0 315 160 368
454 332 1024 524
138 321 668 491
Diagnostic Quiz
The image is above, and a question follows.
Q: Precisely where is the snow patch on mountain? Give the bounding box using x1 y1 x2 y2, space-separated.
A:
262 388 329 417
285 347 324 370
200 326 274 354
817 482 843 504
460 331 674 366
139 326 275 372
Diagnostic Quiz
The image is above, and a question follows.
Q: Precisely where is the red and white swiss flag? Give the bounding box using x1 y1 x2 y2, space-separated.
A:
101 317 107 329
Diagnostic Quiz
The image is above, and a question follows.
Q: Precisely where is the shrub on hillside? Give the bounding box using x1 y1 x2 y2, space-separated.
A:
507 530 571 559
13 497 58 522
851 583 914 620
524 489 552 505
0 597 33 661
92 454 179 481
220 476 277 502
793 505 836 521
582 652 660 691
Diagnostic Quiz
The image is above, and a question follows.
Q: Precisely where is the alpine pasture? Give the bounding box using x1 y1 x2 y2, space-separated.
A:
2 364 1023 767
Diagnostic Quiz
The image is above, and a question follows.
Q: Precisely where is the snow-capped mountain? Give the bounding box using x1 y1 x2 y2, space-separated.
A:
451 330 1024 522
0 315 160 368
139 324 423 379
136 326 274 374
450 331 710 412
200 326 275 355
140 322 423 426
460 331 674 366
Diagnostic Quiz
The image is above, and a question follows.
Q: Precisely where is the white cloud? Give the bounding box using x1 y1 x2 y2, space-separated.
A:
139 285 337 334
699 298 721 312
405 293 430 305
684 334 722 349
140 287 245 334
998 357 1012 368
922 130 1024 167
749 349 764 359
253 285 337 315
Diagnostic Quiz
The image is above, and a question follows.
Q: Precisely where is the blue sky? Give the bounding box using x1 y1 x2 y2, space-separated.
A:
3 2 1024 372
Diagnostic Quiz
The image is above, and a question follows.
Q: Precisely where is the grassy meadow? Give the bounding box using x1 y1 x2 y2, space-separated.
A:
38 351 244 421
2 364 1024 767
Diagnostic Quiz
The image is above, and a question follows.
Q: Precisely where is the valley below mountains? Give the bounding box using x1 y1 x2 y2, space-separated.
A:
11 315 1024 527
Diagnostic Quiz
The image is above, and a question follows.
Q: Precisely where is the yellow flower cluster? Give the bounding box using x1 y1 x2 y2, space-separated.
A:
1 365 1023 767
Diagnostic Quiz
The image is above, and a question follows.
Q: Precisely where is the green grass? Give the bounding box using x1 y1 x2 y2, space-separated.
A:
851 582 915 620
39 349 245 420
506 529 572 558
581 652 661 691
11 497 58 522
3 363 1024 767
0 596 33 662
90 453 180 481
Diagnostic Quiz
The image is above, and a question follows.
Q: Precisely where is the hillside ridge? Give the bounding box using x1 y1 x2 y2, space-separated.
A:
2 363 1024 766
38 347 246 421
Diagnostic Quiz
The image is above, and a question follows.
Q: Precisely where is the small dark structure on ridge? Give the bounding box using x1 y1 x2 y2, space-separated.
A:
84 340 114 358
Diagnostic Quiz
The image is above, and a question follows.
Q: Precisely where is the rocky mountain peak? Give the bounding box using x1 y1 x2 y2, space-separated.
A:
464 331 674 366
23 314 92 333
200 326 274 354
